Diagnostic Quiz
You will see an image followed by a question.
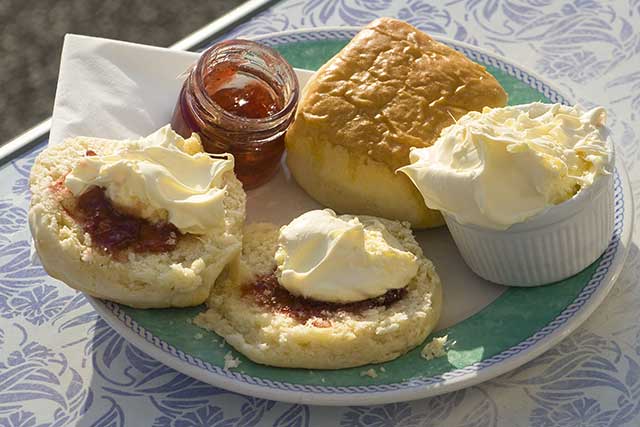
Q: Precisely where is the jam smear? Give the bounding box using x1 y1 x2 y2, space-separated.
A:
243 272 407 327
73 186 180 255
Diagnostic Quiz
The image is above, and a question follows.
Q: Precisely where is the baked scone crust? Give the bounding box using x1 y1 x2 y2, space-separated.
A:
285 17 508 228
28 137 246 308
195 218 442 369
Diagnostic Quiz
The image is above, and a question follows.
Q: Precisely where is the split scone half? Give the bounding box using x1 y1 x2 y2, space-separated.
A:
195 210 442 369
285 17 508 228
29 126 245 308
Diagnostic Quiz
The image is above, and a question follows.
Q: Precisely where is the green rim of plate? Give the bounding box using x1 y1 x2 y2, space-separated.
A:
118 38 603 387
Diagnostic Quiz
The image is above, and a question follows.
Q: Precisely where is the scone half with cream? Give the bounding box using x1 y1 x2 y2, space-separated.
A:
29 125 246 308
195 209 442 369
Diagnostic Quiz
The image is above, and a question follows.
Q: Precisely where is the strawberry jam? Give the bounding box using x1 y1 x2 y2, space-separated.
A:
243 272 407 326
73 186 180 255
170 40 299 190
203 63 283 120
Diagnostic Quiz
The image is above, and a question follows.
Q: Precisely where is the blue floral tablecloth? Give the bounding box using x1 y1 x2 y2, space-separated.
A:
2 1 640 425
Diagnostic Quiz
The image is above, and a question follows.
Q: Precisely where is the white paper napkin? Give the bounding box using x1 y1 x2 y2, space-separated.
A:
49 34 199 146
49 34 315 147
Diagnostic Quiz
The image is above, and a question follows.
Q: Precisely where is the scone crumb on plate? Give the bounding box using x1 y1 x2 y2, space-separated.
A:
360 368 378 378
223 352 241 370
421 335 449 360
380 366 386 373
185 318 193 325
194 333 203 340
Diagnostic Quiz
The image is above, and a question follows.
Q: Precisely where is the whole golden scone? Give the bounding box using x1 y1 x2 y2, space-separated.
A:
28 136 246 308
285 17 508 228
194 217 442 369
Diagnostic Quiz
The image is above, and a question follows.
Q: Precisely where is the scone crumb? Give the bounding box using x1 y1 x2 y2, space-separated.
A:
380 366 386 373
223 352 241 370
421 335 449 360
185 318 193 325
194 333 203 340
360 368 378 379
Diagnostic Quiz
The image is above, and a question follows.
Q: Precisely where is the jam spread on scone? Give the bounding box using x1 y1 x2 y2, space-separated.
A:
74 186 180 254
52 126 238 257
243 272 407 327
52 179 180 256
64 126 234 235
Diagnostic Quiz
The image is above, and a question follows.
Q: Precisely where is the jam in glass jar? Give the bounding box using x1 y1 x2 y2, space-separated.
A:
171 40 299 189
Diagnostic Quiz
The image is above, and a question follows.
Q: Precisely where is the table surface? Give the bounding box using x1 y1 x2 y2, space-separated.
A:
2 1 640 426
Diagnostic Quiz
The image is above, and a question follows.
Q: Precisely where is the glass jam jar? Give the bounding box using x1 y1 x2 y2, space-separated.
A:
171 40 299 189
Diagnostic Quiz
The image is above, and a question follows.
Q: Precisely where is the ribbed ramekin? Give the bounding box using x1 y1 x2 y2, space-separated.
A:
444 159 615 286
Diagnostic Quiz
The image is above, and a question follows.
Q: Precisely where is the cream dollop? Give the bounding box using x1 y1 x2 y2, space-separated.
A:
274 209 418 303
65 125 234 234
398 103 612 230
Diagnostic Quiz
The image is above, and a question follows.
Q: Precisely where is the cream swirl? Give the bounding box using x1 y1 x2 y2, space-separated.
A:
274 209 418 303
398 103 612 230
65 125 234 234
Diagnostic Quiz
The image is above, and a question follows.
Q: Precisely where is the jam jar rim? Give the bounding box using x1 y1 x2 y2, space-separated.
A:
191 39 299 130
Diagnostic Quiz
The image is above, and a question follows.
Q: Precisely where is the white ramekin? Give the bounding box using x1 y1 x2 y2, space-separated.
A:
444 156 615 286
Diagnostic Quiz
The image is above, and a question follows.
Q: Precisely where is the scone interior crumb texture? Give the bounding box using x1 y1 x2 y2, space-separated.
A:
421 335 449 360
361 368 378 378
195 217 442 370
28 137 246 308
223 352 241 370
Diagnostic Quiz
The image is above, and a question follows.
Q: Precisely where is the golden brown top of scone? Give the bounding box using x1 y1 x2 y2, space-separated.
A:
287 17 508 170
